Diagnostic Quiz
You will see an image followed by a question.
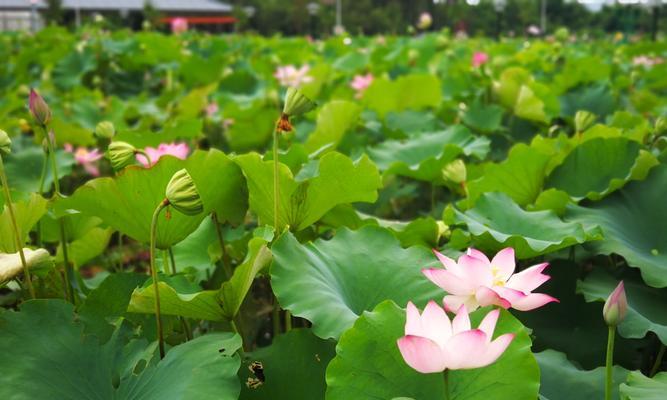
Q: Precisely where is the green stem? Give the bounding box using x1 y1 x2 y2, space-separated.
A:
35 151 48 247
285 310 292 332
59 218 74 303
168 247 177 275
273 128 280 233
605 326 616 400
272 301 281 337
0 157 35 299
45 128 61 195
443 369 450 400
117 233 124 272
212 212 232 280
650 343 666 377
150 199 170 359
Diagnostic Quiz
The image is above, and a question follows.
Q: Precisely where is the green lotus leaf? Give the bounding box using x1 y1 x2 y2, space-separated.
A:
56 226 114 267
455 192 601 259
128 281 224 321
0 193 48 253
235 151 381 231
0 299 242 400
578 268 667 345
620 371 667 399
566 165 667 288
271 226 443 340
325 301 539 400
461 102 504 133
3 146 74 195
239 329 336 400
363 74 442 118
304 100 362 154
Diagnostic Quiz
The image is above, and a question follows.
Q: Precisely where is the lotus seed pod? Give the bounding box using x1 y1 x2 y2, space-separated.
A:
603 281 628 327
95 121 116 139
282 87 316 118
442 159 466 184
574 110 596 133
29 88 51 127
165 169 203 216
0 129 11 156
107 141 137 170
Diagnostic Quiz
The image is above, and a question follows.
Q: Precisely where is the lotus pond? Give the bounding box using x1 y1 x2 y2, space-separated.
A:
1 26 667 399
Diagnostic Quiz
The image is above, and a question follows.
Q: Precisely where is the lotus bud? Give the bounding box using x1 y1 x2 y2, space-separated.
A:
165 169 203 216
278 87 317 132
574 111 596 133
95 121 115 139
29 88 51 127
603 281 627 327
442 159 467 184
0 129 11 156
107 141 137 170
655 117 667 136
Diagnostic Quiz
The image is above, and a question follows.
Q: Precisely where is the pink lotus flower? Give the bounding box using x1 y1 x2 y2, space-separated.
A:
472 52 489 68
274 65 314 88
137 142 189 167
64 143 103 176
171 18 188 34
350 73 373 99
206 102 219 118
423 248 558 312
603 281 627 327
397 301 514 373
417 12 432 30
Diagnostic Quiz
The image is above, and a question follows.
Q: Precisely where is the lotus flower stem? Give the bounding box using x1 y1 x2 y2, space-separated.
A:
168 248 177 275
604 326 615 400
273 128 280 232
150 199 170 359
0 156 35 299
443 369 451 400
212 212 232 279
650 344 666 377
35 152 48 246
285 310 292 332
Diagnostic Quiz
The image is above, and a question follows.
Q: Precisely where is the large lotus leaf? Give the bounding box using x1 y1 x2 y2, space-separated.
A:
305 100 362 153
566 165 667 288
156 218 217 282
368 127 490 183
56 226 114 267
546 137 656 201
271 226 443 340
239 329 336 400
0 193 48 252
325 301 539 400
235 152 381 231
493 67 534 109
52 48 96 90
578 268 667 345
3 147 74 195
220 236 272 319
363 74 442 117
455 192 601 259
0 299 242 400
536 350 629 400
466 143 550 207
515 85 548 122
128 281 224 322
620 372 667 399
461 102 504 133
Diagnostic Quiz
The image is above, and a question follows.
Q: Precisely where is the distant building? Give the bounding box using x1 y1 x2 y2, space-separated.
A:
0 0 235 32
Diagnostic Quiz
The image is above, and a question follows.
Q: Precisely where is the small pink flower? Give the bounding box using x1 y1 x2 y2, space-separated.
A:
171 18 188 34
350 73 374 99
206 102 219 118
603 281 627 327
397 301 514 373
137 142 189 167
423 248 558 312
472 52 489 68
65 144 103 176
633 55 663 68
417 12 433 30
274 65 314 88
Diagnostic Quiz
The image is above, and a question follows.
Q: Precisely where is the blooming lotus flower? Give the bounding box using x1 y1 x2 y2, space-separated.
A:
137 142 189 167
603 281 627 327
397 301 514 373
64 144 103 176
171 18 188 34
423 248 558 312
274 65 314 88
350 73 373 99
417 12 432 30
472 52 489 68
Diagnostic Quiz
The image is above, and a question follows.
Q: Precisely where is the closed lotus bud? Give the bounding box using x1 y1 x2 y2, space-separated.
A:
29 88 51 127
278 87 317 132
0 129 11 156
442 159 466 184
107 141 137 170
574 110 596 133
95 121 115 139
603 281 628 327
655 117 667 136
165 169 203 216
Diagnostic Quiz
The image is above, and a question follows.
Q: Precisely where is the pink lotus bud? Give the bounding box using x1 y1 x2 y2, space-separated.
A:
29 88 51 127
603 281 627 327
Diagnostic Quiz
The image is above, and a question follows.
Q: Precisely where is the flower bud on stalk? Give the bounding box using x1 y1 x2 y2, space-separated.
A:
165 169 203 216
29 88 51 127
574 110 596 134
107 141 138 170
0 130 11 156
603 281 627 327
95 121 116 139
277 87 317 133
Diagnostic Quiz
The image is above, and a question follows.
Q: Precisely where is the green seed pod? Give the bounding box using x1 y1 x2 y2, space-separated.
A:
95 121 115 139
107 141 137 170
574 110 596 133
0 129 11 156
29 88 51 127
442 159 466 184
165 169 203 216
282 87 316 117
